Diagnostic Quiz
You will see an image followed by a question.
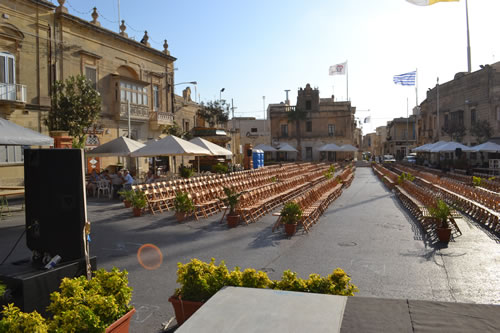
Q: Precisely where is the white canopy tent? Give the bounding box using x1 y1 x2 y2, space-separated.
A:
254 144 277 152
470 141 500 153
276 143 298 152
413 143 433 152
339 144 358 152
418 141 448 153
189 137 232 156
429 142 472 153
318 143 342 152
0 117 54 146
87 136 145 157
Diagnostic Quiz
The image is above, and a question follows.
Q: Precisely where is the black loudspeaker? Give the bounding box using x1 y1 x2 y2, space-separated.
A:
455 148 462 158
24 149 87 263
247 149 252 157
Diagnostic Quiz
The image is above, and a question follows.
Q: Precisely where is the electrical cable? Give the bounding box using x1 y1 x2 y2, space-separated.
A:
0 228 26 266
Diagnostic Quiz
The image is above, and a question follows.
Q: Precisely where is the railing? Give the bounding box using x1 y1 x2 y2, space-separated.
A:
119 102 149 121
149 111 174 124
0 83 27 103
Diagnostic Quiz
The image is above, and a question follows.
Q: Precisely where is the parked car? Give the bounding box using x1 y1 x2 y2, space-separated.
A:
383 155 396 163
403 155 416 164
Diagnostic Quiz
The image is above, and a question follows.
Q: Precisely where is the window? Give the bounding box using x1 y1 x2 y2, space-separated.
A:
153 85 160 111
306 121 312 132
281 124 288 137
251 128 258 133
0 52 15 84
305 147 312 160
444 114 449 129
470 109 476 125
306 100 312 110
119 81 148 106
0 145 24 164
85 66 97 89
328 124 335 136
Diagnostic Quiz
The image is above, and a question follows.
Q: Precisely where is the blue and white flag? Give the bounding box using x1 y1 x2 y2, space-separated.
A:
393 71 416 86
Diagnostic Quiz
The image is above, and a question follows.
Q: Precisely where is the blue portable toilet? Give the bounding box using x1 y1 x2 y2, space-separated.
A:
252 149 263 169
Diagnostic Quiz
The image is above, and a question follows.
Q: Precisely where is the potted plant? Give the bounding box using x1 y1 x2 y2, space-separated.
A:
280 202 302 236
429 199 452 243
223 187 241 227
174 192 194 222
0 268 134 333
118 189 134 208
131 191 147 217
179 166 194 179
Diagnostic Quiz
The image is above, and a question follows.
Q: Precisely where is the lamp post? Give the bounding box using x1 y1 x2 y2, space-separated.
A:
220 88 225 103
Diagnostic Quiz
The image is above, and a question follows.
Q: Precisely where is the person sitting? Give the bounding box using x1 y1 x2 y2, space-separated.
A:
145 170 156 184
110 170 124 198
122 169 135 190
86 169 100 196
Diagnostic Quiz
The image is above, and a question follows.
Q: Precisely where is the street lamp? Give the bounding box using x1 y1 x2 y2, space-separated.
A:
220 88 225 103
174 81 198 103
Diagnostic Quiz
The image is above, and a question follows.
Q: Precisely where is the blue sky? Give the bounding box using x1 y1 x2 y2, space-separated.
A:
58 0 500 133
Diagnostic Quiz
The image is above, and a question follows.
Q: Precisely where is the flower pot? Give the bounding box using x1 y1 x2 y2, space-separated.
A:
437 227 452 243
227 214 239 227
175 211 188 222
105 308 136 333
133 207 142 217
284 223 297 236
123 200 131 208
168 296 203 326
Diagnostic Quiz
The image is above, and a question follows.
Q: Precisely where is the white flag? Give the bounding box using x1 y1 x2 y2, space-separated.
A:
329 62 347 75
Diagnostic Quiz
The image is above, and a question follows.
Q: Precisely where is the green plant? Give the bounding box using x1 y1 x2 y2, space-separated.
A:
0 281 5 298
328 165 336 174
118 189 134 202
0 268 132 333
337 176 343 184
223 187 241 215
0 304 48 333
428 199 451 228
212 163 228 174
488 176 495 181
280 202 302 225
180 166 194 179
44 75 101 148
398 172 415 184
174 192 194 213
270 176 277 183
473 176 482 187
324 171 333 179
131 191 147 209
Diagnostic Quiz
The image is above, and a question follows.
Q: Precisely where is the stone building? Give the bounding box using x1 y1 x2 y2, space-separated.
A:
0 0 176 183
375 125 387 157
362 132 377 157
385 116 416 160
417 62 500 146
269 84 357 161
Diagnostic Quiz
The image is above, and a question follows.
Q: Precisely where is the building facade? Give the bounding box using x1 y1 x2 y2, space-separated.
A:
362 132 377 157
385 116 416 160
269 84 357 161
0 0 176 184
417 62 500 146
375 125 387 157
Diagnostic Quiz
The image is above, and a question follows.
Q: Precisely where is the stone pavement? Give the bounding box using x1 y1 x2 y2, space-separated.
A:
0 167 498 332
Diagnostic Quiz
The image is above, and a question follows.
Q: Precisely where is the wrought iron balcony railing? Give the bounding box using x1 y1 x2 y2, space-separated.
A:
0 83 27 103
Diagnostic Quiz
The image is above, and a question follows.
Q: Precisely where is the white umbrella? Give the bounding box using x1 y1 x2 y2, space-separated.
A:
318 143 342 152
470 141 500 153
420 141 448 152
87 136 145 157
254 144 277 152
130 135 211 157
189 137 232 155
276 143 298 152
0 117 54 146
430 142 472 153
413 143 433 152
339 144 358 152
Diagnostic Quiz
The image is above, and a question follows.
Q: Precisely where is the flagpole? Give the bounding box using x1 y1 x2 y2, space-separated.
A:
346 60 349 101
406 97 409 156
465 0 471 73
436 77 440 141
415 68 418 107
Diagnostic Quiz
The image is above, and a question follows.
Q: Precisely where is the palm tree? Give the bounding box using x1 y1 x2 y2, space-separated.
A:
287 107 307 161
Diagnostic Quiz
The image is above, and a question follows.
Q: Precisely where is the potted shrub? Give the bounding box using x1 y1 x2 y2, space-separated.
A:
118 189 134 208
212 163 228 174
429 199 452 243
0 268 134 333
280 202 302 236
179 166 194 179
131 191 147 217
223 187 241 227
174 192 194 222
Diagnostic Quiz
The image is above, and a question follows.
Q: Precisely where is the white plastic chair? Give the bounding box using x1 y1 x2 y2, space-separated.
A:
97 180 111 199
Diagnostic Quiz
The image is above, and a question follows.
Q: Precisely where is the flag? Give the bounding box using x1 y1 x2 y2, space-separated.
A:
329 62 347 75
364 116 371 124
406 0 459 6
393 71 416 86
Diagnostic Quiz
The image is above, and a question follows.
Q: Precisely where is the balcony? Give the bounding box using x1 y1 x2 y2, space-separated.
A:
0 83 27 104
119 102 149 122
149 111 174 130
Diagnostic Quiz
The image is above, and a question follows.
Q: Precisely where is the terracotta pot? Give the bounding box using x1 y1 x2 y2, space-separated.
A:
133 207 142 217
123 200 131 208
105 308 136 333
175 211 188 222
168 296 203 326
227 214 239 227
284 223 297 236
437 227 452 243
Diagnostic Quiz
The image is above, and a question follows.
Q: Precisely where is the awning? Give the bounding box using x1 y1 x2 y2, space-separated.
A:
254 144 277 152
130 135 211 157
339 144 358 152
87 136 145 157
190 137 232 156
276 143 298 152
318 143 342 152
429 142 472 153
